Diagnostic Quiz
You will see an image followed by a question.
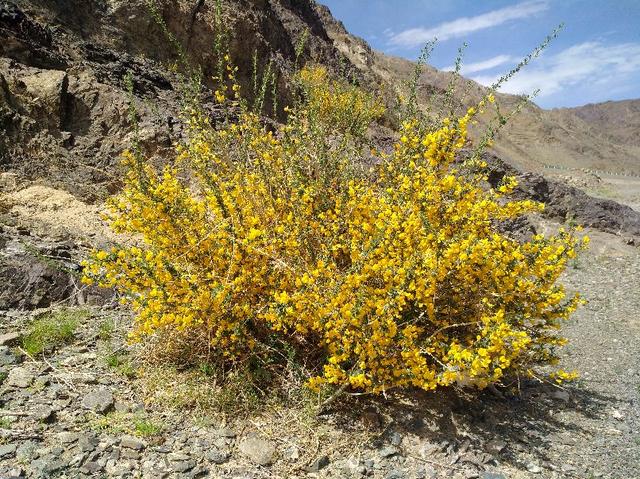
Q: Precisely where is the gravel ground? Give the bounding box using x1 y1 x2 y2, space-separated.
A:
0 228 638 479
539 229 640 478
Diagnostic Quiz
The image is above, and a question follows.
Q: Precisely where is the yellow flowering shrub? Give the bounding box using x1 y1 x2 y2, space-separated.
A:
83 64 587 394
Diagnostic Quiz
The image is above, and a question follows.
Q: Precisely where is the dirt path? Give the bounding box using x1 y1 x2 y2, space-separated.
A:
541 231 640 478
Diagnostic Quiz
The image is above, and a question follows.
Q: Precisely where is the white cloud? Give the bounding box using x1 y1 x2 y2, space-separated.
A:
443 54 514 75
471 42 640 99
389 1 549 48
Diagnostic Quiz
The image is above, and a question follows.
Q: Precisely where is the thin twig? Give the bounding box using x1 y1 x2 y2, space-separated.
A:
406 452 464 471
0 410 28 417
315 380 350 414
18 347 78 393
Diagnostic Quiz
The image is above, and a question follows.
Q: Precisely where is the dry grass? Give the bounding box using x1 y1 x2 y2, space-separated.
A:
134 363 377 475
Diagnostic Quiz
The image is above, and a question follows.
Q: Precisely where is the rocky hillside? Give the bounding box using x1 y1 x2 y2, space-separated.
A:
2 0 640 200
560 99 640 148
0 0 355 201
1 0 640 311
1 3 640 479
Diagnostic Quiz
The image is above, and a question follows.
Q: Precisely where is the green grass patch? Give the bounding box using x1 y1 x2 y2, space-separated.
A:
22 308 89 356
104 351 137 378
133 418 163 436
89 411 163 437
98 318 116 340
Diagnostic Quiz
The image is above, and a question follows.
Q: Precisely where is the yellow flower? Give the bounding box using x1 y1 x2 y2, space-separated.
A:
83 63 583 395
247 228 263 241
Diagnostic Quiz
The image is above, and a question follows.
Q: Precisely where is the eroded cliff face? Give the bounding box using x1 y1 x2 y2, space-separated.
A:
0 0 361 201
0 0 364 309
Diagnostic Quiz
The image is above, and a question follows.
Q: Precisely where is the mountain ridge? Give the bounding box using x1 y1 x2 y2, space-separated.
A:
316 2 640 178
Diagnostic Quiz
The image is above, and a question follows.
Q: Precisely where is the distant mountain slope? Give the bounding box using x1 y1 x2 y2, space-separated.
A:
559 99 640 147
316 3 640 176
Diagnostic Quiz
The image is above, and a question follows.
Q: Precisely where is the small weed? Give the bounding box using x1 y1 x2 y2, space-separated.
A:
0 371 7 384
134 418 163 436
118 362 137 379
105 351 136 378
89 411 163 437
198 362 216 376
98 318 116 340
0 417 12 429
105 352 122 368
90 411 125 433
22 308 89 356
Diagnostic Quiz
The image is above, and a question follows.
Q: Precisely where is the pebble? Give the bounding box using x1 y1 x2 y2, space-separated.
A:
82 388 114 413
0 444 17 458
385 469 406 479
238 434 276 465
80 462 104 474
78 433 100 452
6 367 34 388
120 435 146 450
389 431 403 446
480 473 506 479
32 405 55 422
170 458 196 473
207 448 230 464
73 372 98 384
551 389 571 402
283 445 300 462
121 448 141 460
168 452 191 462
57 431 79 444
31 456 65 476
0 346 19 366
188 464 209 477
306 455 330 472
527 463 543 474
15 441 38 462
2 467 24 478
379 446 399 458
0 332 21 346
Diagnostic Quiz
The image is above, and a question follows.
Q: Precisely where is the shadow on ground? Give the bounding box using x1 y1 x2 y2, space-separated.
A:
326 379 621 475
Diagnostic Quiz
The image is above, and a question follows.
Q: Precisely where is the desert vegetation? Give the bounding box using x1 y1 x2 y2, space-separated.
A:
81 21 587 404
4 2 640 478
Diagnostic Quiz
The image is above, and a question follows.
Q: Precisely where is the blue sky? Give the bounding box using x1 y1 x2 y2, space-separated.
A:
318 1 640 109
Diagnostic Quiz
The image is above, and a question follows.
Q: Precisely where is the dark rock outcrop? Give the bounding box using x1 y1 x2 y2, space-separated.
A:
0 0 357 202
484 154 640 238
0 225 111 310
